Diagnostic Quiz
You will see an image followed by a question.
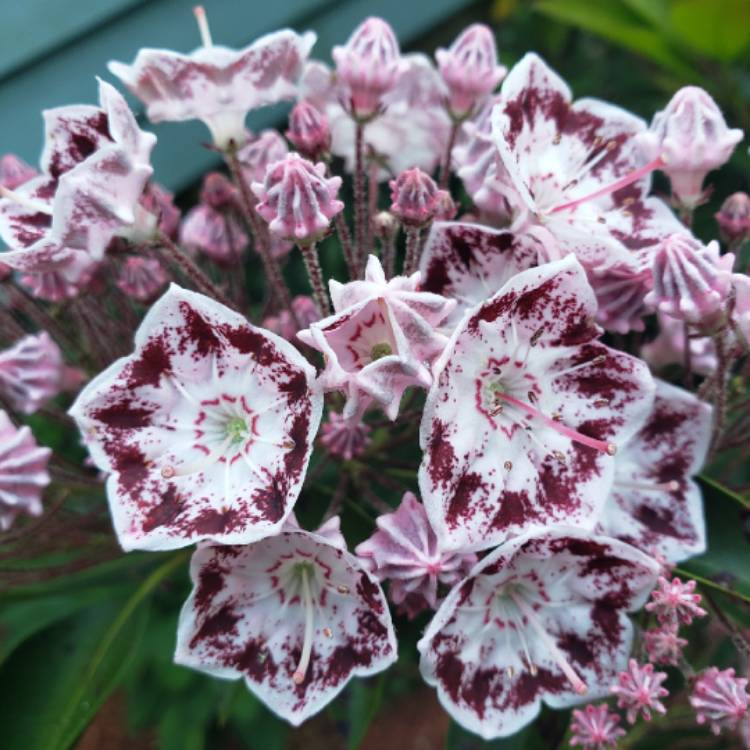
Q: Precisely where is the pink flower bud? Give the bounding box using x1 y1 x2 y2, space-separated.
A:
645 234 734 326
140 183 181 239
320 410 371 461
332 17 402 118
715 191 750 245
199 172 237 209
237 129 288 186
389 167 444 226
436 24 506 117
116 256 168 302
286 101 331 158
372 210 398 239
638 87 743 208
179 205 248 267
252 153 343 243
570 703 626 750
690 667 749 735
0 154 37 190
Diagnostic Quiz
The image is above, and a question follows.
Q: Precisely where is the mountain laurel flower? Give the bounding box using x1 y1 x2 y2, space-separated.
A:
436 24 506 118
641 312 716 377
645 576 707 626
389 168 448 226
715 191 750 245
174 519 397 725
419 256 655 552
611 659 668 724
418 529 659 740
319 411 372 461
0 411 51 531
355 492 477 618
286 101 331 159
637 86 743 209
116 256 169 302
0 332 81 414
68 284 323 551
109 7 315 148
569 703 626 750
252 153 343 243
237 129 289 186
644 234 734 327
596 379 711 564
643 625 687 667
332 17 403 118
0 153 37 190
690 667 749 735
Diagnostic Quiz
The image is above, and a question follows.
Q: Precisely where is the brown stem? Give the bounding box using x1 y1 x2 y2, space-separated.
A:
682 322 693 388
710 329 731 456
403 226 422 276
298 242 331 317
380 231 396 280
335 213 358 279
354 121 368 271
439 120 461 189
321 473 349 523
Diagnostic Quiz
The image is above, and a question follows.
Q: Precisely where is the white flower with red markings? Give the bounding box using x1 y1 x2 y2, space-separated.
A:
419 255 655 552
68 284 323 551
174 519 397 725
418 529 659 740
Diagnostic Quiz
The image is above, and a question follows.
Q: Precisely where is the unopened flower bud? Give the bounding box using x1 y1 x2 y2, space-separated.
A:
0 154 37 190
199 172 237 209
252 153 344 243
286 101 331 159
716 191 750 245
436 24 506 118
645 234 734 326
638 87 743 208
434 190 457 221
237 129 288 186
332 17 402 118
389 168 444 226
372 210 398 239
116 256 168 302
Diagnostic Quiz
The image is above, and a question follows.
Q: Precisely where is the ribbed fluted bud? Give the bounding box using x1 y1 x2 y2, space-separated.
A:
116 256 169 302
644 234 735 325
0 410 51 530
389 168 446 226
199 172 237 209
332 17 402 118
0 154 37 189
286 101 331 159
690 667 749 736
436 24 506 118
638 87 743 208
252 153 344 243
237 129 289 186
715 192 750 245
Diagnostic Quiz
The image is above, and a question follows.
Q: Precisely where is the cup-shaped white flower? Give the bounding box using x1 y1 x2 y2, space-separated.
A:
418 528 659 740
174 520 397 725
419 255 655 552
596 379 711 564
68 284 323 551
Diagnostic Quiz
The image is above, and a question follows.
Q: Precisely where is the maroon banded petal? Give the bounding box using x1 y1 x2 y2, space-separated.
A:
175 526 397 725
68 284 323 551
418 528 659 740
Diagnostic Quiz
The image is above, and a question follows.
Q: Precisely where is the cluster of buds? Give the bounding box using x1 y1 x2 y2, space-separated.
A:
1 7 749 745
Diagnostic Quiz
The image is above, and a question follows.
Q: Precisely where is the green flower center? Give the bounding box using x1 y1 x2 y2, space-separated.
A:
370 342 393 361
225 417 247 444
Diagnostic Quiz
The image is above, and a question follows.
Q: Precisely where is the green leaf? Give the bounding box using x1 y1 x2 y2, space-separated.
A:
533 0 698 79
445 720 541 749
668 0 750 60
347 674 386 749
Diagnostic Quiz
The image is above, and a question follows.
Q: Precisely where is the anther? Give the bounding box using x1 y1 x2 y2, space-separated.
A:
323 627 333 638
553 450 566 462
593 398 609 407
161 465 175 479
504 461 513 471
530 328 544 346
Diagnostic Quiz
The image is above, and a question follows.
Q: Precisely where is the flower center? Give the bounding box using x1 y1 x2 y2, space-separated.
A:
370 342 392 361
225 416 247 444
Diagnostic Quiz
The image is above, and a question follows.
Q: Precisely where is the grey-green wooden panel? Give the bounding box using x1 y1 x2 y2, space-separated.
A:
0 0 472 191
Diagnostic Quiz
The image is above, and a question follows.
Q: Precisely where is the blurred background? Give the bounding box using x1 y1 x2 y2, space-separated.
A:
1 1 749 748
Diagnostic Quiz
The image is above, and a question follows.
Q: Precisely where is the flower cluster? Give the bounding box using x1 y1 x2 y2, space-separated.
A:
2 8 749 744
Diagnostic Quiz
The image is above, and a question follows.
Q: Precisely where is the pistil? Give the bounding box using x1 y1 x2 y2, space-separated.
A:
615 479 680 493
293 565 315 685
193 5 213 48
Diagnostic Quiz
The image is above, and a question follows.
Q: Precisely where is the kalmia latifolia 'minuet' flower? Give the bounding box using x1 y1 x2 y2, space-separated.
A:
356 492 477 618
174 518 396 724
611 659 669 724
420 256 654 551
0 410 51 530
689 667 749 735
569 703 626 750
418 529 659 739
68 285 323 551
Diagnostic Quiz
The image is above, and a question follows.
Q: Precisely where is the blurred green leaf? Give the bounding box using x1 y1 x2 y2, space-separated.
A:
347 674 386 749
669 0 750 60
445 720 544 749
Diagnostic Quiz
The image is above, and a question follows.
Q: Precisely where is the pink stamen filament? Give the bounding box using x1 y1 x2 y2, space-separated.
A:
549 156 665 214
509 591 587 695
193 6 213 47
293 567 314 685
495 392 616 455
616 479 680 493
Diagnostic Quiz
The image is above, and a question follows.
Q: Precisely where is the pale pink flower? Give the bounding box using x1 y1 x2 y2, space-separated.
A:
643 625 687 667
237 129 289 186
419 256 655 552
389 168 446 226
590 260 653 334
733 272 750 345
569 703 626 750
252 153 343 243
611 659 668 724
174 520 396 725
68 284 323 551
286 101 331 159
0 154 37 190
109 9 315 148
645 576 707 626
319 411 371 461
0 410 51 530
637 87 743 208
116 256 168 302
641 311 716 377
690 667 749 735
418 529 659 740
644 234 734 326
356 492 476 618
18 257 98 302
716 192 750 245
141 182 181 239
436 24 506 117
332 17 403 118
